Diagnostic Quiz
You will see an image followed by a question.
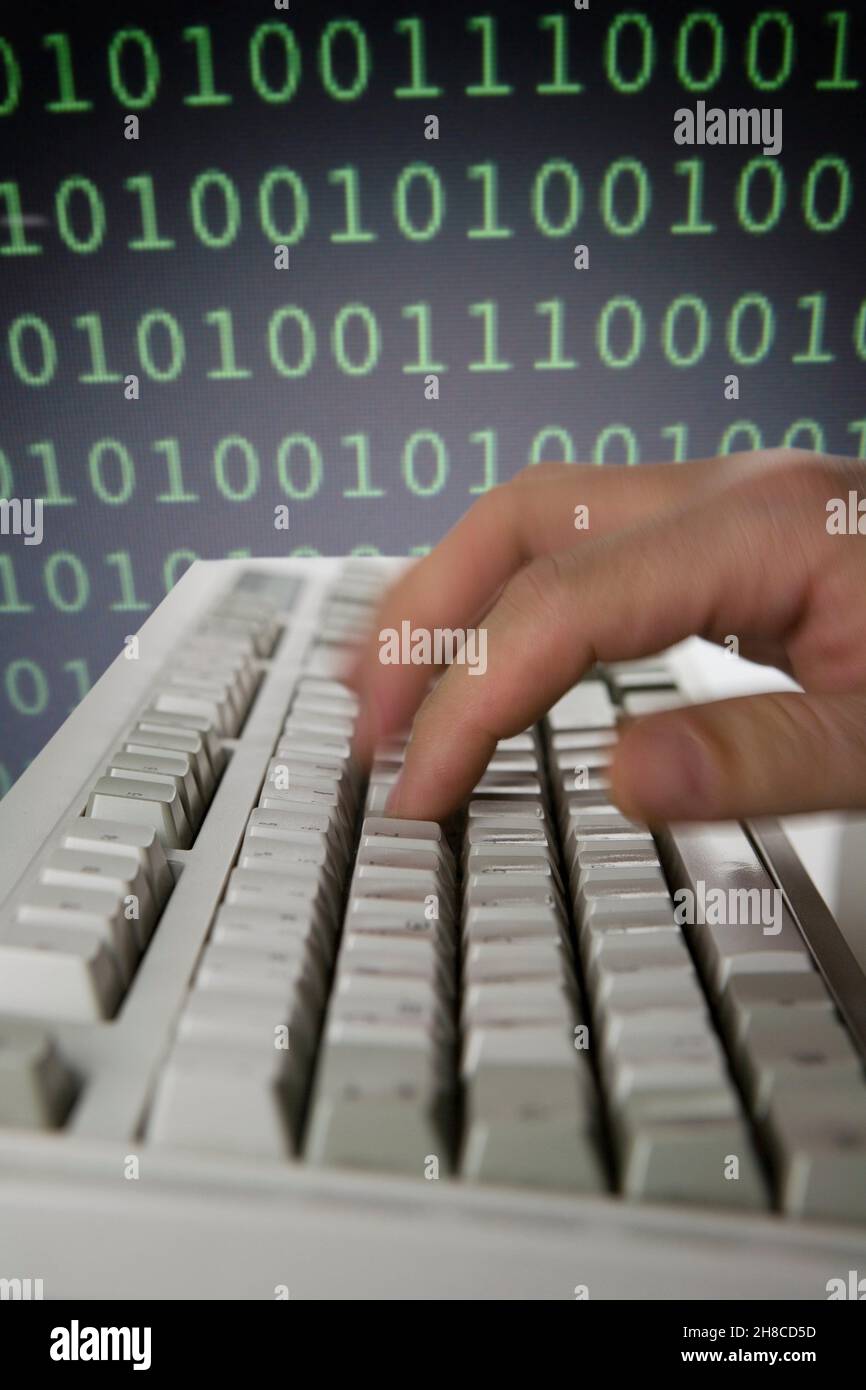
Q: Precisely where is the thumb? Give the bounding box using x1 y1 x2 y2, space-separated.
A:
610 692 866 822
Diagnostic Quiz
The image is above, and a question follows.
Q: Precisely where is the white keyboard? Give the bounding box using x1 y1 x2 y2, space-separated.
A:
1 557 865 1300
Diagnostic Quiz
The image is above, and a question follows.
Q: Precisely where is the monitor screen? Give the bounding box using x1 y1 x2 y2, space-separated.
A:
1 0 863 792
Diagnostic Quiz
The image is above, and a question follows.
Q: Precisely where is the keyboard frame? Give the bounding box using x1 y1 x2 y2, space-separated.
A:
0 557 864 1300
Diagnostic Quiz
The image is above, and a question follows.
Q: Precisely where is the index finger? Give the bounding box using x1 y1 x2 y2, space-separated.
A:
347 459 706 760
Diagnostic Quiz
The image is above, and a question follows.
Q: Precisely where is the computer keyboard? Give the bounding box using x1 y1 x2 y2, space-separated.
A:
1 557 865 1300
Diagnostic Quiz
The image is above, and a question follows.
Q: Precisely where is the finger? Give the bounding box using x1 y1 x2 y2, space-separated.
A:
385 466 821 820
610 691 866 820
347 461 702 760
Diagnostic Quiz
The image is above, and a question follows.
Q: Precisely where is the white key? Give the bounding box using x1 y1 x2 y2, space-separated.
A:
463 981 575 1028
0 1019 77 1129
225 868 333 919
593 964 704 1009
602 1004 712 1049
305 1087 446 1175
737 1012 862 1114
104 764 196 843
357 843 451 883
462 1112 605 1192
314 1020 441 1091
259 782 344 816
587 934 690 974
17 884 138 983
568 804 645 835
148 1039 295 1159
211 903 322 947
467 843 555 871
238 837 336 879
622 690 685 716
174 650 253 704
340 932 442 980
464 938 571 984
463 1048 593 1121
282 712 356 739
551 728 617 751
766 1079 866 1220
110 750 202 829
692 921 813 995
355 863 441 895
294 678 359 709
329 988 447 1038
154 684 236 737
169 664 246 726
720 970 833 1045
580 923 681 969
580 894 676 929
362 816 442 843
126 727 215 801
616 1112 766 1208
608 1054 728 1107
61 817 172 903
349 888 453 924
136 707 224 781
474 775 544 797
547 681 616 731
86 775 190 849
0 923 123 1021
468 800 545 821
580 861 668 892
574 844 660 875
247 806 349 857
463 902 561 942
41 847 156 947
196 940 319 999
182 980 318 1057
467 824 549 847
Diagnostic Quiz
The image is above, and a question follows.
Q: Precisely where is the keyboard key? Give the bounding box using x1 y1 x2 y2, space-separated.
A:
765 1080 866 1220
125 727 216 801
41 846 157 948
136 708 224 784
0 923 123 1021
0 1019 77 1129
86 775 191 849
149 1039 296 1159
17 883 139 984
115 747 204 823
463 1109 605 1193
616 1112 767 1209
737 1012 863 1114
60 818 173 904
548 681 616 731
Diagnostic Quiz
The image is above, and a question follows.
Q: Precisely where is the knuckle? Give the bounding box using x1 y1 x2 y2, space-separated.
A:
499 553 574 628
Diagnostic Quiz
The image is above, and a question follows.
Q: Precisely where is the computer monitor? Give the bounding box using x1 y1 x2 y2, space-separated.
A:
1 0 863 796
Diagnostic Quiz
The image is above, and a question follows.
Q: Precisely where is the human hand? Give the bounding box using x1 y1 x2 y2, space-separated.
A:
345 450 866 824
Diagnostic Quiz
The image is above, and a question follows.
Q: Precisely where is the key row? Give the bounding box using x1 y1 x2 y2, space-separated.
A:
306 800 458 1174
661 822 866 1222
548 677 769 1208
458 727 605 1192
0 817 173 1024
83 582 287 849
149 669 365 1158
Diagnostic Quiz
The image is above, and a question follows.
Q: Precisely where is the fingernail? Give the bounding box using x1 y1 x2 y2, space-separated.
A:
615 723 717 821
